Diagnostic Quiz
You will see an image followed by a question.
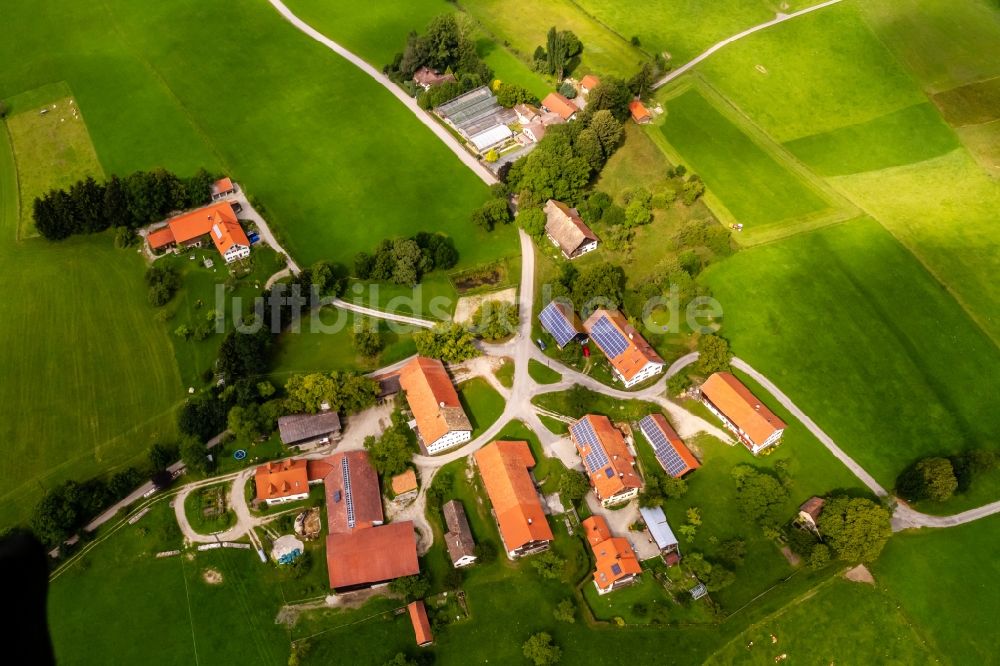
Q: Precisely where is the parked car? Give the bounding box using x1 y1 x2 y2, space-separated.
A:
535 338 547 351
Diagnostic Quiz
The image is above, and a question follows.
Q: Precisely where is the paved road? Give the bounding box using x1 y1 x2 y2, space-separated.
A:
330 298 438 329
267 0 497 186
652 0 844 89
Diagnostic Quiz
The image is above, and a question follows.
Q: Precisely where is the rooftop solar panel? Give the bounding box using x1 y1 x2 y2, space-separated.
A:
590 316 629 358
341 456 355 529
639 415 691 478
539 302 578 347
572 419 611 474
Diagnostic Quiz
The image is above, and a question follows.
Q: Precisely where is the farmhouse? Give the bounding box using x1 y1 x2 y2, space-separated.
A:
579 74 600 95
699 372 787 454
474 441 553 559
255 459 310 505
435 86 516 154
541 92 578 121
639 505 681 565
399 356 472 454
391 469 419 502
522 121 547 144
146 201 251 264
629 100 652 124
308 451 419 591
544 199 599 259
582 515 642 594
582 309 665 387
538 300 586 348
277 411 342 449
210 177 235 200
408 600 434 647
569 414 642 507
443 499 477 567
413 66 456 90
514 103 539 124
636 413 700 478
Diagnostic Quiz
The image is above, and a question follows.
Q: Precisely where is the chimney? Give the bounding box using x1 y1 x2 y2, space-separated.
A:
439 401 446 408
527 518 533 525
320 401 331 412
628 332 634 339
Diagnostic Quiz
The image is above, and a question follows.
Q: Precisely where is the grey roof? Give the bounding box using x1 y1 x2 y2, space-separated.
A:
436 86 517 137
277 411 342 445
544 199 598 257
639 506 678 550
443 499 476 562
378 375 401 399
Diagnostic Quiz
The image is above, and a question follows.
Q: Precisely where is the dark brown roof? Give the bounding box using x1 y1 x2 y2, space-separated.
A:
413 66 457 87
443 499 476 562
326 522 419 589
377 374 401 398
544 199 599 257
277 411 342 445
317 451 384 534
799 496 826 521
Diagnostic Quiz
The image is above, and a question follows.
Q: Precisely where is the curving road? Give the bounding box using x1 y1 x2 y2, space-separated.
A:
652 0 844 89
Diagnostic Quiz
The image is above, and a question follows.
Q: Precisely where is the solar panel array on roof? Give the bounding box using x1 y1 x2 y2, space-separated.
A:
638 415 691 477
611 563 622 576
341 457 355 529
571 419 611 474
539 302 578 347
590 316 629 358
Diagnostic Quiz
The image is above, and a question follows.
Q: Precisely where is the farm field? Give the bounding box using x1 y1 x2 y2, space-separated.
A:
831 149 1000 345
5 84 104 238
874 513 1000 665
701 217 1000 503
270 308 418 381
653 84 844 239
460 0 648 78
0 121 182 530
49 503 290 665
705 577 940 664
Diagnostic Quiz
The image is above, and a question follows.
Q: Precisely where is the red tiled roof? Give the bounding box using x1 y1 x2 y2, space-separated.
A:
541 92 578 120
629 100 651 123
254 459 309 501
392 469 418 495
149 202 249 256
408 601 433 646
147 226 175 249
399 357 471 447
571 415 642 501
642 413 700 477
582 309 664 382
326 521 419 590
582 516 642 589
701 372 787 447
211 177 234 196
474 441 553 552
316 451 384 534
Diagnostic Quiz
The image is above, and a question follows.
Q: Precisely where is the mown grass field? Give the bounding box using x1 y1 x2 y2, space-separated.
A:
701 217 1000 504
49 503 290 665
460 0 648 77
5 84 104 238
0 120 182 529
874 513 1000 665
457 377 505 437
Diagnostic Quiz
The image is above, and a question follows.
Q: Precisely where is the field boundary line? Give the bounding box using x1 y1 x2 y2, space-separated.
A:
179 556 202 666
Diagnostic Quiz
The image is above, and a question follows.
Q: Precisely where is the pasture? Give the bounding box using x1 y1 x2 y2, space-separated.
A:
701 217 1000 503
5 84 104 238
460 0 648 77
874 513 1000 665
0 120 182 530
654 84 843 238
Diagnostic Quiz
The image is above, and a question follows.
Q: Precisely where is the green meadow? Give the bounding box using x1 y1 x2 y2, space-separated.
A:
702 218 1000 500
0 121 182 529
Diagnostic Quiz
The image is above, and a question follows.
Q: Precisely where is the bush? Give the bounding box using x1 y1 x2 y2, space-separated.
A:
471 300 518 340
896 457 959 502
558 81 577 99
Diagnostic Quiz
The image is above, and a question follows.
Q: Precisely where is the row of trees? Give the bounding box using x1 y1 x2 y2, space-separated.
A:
33 168 217 240
355 233 458 285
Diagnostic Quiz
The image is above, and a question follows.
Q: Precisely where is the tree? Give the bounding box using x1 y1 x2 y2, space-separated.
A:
414 323 479 362
571 262 626 313
471 300 519 340
951 449 998 492
523 632 562 666
180 437 214 475
382 654 418 666
471 198 512 231
217 328 272 383
573 128 604 171
530 550 565 580
228 403 268 442
682 175 705 205
808 543 831 570
388 574 429 601
484 148 499 163
0 100 8 118
496 82 538 107
625 197 652 227
731 465 787 526
553 598 576 623
178 393 227 442
352 318 384 357
310 260 341 298
817 496 892 563
558 469 590 505
518 207 547 237
558 81 577 99
696 334 732 374
628 62 657 98
587 109 623 155
586 78 632 120
896 457 958 502
283 371 378 414
364 425 415 477
148 442 177 472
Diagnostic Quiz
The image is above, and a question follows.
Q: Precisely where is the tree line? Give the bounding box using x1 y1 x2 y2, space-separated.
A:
32 168 217 241
354 232 458 286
